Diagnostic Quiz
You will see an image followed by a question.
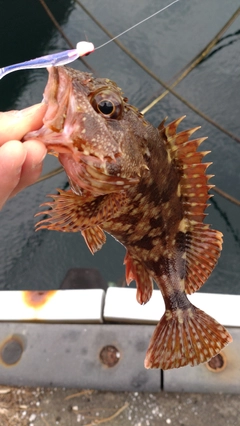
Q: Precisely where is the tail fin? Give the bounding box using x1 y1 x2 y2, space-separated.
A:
144 305 232 370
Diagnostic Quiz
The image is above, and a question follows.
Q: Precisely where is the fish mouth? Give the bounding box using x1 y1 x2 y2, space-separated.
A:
23 66 139 195
40 66 123 160
24 126 139 196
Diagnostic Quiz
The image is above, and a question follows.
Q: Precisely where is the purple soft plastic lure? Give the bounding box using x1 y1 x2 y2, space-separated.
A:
0 41 94 80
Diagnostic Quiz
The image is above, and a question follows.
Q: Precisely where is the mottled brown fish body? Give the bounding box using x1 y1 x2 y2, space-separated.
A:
24 67 232 370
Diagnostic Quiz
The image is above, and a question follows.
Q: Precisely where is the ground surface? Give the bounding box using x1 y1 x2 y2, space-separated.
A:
0 386 240 426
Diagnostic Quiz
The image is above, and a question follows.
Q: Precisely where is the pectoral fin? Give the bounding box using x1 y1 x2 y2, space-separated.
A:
35 189 126 232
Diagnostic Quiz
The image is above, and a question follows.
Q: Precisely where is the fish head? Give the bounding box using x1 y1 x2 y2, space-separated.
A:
24 66 151 195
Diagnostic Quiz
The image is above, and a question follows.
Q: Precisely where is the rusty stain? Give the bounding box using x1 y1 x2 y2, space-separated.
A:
22 290 57 309
99 345 121 367
0 335 24 367
206 352 227 373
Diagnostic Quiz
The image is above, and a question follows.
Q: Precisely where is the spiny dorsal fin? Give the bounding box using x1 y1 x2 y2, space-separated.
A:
162 117 222 293
163 117 213 219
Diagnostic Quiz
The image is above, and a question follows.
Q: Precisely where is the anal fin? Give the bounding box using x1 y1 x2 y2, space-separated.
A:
124 252 153 304
145 304 232 370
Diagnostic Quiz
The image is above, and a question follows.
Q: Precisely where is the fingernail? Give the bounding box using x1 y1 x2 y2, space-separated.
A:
31 149 47 169
16 103 46 118
39 149 47 163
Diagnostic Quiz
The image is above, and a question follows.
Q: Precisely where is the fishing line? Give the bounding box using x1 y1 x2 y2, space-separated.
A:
94 0 181 50
0 0 180 79
38 0 95 73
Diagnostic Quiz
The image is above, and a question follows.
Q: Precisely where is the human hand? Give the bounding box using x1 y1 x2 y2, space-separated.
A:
0 103 47 209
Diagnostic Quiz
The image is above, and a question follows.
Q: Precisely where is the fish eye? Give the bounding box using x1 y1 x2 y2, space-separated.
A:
97 99 114 115
90 89 123 119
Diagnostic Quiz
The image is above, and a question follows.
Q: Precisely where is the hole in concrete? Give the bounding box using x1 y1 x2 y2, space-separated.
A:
206 352 227 373
99 345 120 367
1 337 23 366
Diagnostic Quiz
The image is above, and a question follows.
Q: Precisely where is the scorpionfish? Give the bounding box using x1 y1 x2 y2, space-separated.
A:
24 67 232 370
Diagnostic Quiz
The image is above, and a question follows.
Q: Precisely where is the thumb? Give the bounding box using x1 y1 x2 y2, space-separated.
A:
0 103 47 145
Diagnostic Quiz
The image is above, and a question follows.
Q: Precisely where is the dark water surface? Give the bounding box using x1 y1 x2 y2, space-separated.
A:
0 0 239 293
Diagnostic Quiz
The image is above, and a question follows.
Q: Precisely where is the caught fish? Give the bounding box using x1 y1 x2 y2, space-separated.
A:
24 66 232 370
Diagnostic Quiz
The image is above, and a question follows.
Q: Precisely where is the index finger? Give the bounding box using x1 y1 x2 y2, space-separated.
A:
0 103 47 145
